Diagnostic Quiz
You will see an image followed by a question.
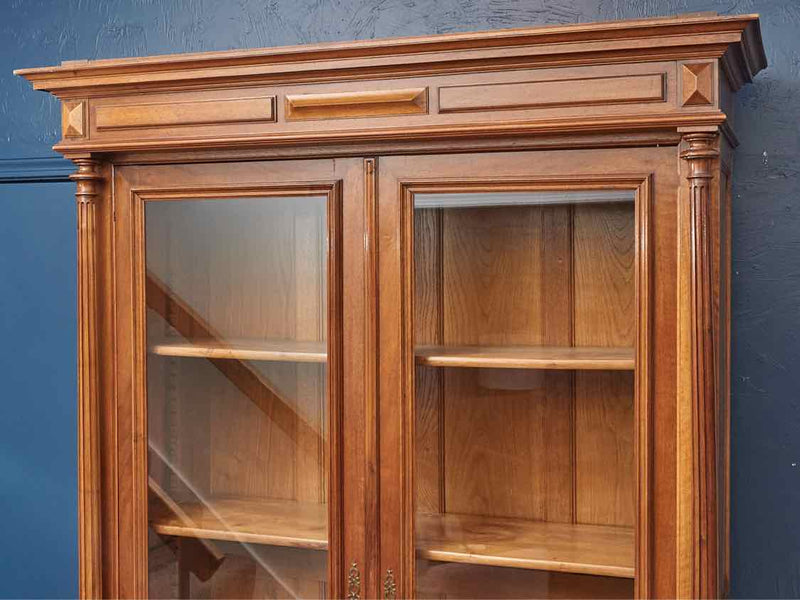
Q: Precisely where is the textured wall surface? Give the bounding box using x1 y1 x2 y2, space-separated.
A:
1 0 798 598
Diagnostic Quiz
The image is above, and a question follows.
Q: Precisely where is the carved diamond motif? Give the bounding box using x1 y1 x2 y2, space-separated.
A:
62 101 86 138
681 62 714 106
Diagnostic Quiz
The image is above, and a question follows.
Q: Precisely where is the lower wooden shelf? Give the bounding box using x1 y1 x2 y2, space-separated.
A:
149 496 328 550
150 495 633 579
417 512 635 579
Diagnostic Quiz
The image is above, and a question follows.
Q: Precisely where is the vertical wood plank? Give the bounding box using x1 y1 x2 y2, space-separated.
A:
573 202 636 527
441 205 572 522
413 209 444 515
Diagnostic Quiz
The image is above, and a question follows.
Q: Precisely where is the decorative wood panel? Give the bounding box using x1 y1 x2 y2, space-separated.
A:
439 73 665 113
95 96 275 130
17 15 765 155
63 101 86 138
285 88 427 120
681 63 715 106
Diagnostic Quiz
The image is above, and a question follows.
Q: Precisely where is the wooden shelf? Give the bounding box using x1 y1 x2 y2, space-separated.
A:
417 512 634 579
151 341 634 370
150 339 327 363
150 497 632 578
415 345 635 370
149 496 328 550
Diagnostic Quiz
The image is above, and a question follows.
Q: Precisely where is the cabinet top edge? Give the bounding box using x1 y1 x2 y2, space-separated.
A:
15 13 765 95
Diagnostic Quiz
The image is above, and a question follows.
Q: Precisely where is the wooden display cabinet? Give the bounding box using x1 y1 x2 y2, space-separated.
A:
17 13 766 600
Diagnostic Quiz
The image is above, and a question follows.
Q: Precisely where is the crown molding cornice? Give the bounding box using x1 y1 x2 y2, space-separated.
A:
16 14 765 97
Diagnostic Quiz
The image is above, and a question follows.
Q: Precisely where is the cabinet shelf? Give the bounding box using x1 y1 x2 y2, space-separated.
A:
151 495 632 579
149 497 328 550
150 339 327 363
417 513 634 579
415 345 635 370
151 341 635 370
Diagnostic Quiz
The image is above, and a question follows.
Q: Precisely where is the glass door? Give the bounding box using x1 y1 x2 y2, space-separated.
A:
145 193 331 598
377 152 651 600
111 158 367 600
413 189 635 599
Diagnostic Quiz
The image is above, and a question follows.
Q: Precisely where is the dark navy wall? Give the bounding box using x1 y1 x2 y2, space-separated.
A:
1 1 797 598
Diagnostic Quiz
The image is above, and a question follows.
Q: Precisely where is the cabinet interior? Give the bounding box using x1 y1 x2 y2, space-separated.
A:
140 189 638 598
413 193 637 598
145 196 330 599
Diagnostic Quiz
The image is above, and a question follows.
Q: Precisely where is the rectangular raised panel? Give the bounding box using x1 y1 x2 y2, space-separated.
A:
285 88 428 120
95 96 275 130
439 73 666 113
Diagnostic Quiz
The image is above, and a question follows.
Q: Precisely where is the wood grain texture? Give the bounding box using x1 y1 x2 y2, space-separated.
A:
72 158 104 600
413 210 444 517
286 88 427 120
15 15 765 158
573 202 636 528
13 10 760 595
415 345 634 370
680 63 715 106
150 339 326 362
150 496 327 549
375 153 665 599
680 131 721 599
439 204 573 524
63 100 86 138
439 73 665 113
16 14 764 96
105 160 358 599
95 96 275 130
416 563 633 599
417 513 634 578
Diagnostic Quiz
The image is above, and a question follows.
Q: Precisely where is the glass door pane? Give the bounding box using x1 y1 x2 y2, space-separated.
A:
145 195 329 599
412 190 636 599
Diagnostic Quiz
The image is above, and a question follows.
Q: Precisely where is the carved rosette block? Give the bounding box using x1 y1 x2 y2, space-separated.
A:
680 132 719 599
70 158 104 599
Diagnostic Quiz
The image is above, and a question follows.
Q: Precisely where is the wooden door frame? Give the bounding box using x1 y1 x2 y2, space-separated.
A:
375 151 667 599
93 158 367 598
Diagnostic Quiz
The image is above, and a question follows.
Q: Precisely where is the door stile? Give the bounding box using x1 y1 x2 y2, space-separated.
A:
376 161 414 599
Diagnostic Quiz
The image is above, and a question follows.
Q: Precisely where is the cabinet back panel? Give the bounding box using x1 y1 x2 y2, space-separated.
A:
573 203 636 526
416 561 633 599
414 200 635 527
145 197 327 505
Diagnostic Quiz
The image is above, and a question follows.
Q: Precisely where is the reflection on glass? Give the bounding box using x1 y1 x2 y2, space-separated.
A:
413 191 637 599
146 196 328 599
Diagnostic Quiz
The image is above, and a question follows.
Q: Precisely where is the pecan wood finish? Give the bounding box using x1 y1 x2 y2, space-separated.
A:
17 13 765 600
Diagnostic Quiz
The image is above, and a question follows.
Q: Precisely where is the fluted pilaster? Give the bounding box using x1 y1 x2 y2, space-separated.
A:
71 158 104 599
681 133 719 600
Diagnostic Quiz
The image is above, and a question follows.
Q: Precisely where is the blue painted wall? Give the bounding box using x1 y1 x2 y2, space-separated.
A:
1 1 797 597
0 181 77 598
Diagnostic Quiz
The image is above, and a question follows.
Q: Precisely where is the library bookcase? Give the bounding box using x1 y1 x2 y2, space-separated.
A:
17 12 766 599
